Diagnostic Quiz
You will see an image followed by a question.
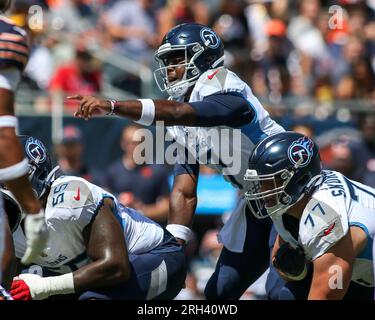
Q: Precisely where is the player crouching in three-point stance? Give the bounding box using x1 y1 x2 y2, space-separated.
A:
7 136 186 300
244 131 375 300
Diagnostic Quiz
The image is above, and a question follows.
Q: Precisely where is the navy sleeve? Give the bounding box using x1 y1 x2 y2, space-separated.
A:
173 162 199 177
189 93 255 127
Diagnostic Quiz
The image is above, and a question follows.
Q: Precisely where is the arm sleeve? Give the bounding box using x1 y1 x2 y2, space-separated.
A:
173 162 199 177
172 142 200 177
189 92 255 127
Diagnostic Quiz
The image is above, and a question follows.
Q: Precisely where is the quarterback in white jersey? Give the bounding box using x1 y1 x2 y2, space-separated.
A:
245 131 375 299
7 136 186 300
68 23 285 299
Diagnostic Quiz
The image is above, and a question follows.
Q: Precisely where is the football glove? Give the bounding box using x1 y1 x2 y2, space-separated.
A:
21 210 49 265
11 273 75 300
273 242 308 281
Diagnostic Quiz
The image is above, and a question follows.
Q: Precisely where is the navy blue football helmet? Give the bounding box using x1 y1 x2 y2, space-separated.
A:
244 132 322 219
154 23 225 98
18 135 61 198
0 136 60 231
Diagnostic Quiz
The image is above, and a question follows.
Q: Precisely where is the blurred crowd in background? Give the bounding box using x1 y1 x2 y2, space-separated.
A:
3 0 375 299
9 0 374 103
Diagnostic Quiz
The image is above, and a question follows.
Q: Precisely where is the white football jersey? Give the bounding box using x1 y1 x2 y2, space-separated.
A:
168 67 284 253
274 170 375 287
13 176 165 274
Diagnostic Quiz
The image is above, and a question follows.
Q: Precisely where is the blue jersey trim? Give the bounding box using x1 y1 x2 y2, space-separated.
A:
350 221 370 236
350 222 373 261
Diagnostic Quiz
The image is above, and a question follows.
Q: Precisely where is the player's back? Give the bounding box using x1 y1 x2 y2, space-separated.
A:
318 170 375 228
0 16 28 71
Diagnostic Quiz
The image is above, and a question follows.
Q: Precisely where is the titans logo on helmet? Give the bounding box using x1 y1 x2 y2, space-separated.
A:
25 137 46 163
287 136 314 168
200 28 220 49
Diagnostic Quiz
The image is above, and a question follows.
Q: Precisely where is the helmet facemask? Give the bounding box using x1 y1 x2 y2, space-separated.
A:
154 42 207 98
244 168 297 219
28 161 61 199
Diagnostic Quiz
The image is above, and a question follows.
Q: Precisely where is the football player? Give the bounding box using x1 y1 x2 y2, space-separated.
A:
8 136 186 300
0 0 47 291
244 131 375 299
68 23 285 299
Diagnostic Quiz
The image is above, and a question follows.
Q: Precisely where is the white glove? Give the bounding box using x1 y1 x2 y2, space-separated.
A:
21 210 49 265
11 273 75 300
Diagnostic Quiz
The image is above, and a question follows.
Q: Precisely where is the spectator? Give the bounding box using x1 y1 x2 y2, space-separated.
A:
102 0 158 94
104 124 171 224
49 0 98 34
49 46 101 109
290 123 315 139
56 125 93 182
211 0 250 79
327 141 356 179
103 0 158 62
287 0 327 60
255 19 294 101
331 36 366 85
24 33 57 91
157 0 210 44
350 115 375 186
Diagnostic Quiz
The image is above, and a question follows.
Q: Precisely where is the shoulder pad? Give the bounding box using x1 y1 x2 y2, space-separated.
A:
0 18 29 70
191 67 246 99
299 194 349 260
47 176 104 210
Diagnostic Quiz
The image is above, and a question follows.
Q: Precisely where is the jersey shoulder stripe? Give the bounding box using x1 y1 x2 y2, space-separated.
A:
0 18 29 70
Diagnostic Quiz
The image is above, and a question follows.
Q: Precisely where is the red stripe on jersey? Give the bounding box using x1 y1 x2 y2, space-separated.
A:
0 33 27 43
0 51 28 64
0 42 28 55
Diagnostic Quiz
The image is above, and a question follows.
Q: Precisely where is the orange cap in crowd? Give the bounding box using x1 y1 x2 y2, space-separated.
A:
265 19 286 37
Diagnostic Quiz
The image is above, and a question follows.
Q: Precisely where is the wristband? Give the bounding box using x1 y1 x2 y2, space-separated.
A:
0 158 29 181
166 224 192 242
0 115 18 128
46 273 75 296
135 99 155 126
106 99 117 115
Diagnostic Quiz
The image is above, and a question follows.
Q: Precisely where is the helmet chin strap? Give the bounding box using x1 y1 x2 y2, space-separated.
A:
211 55 225 68
166 69 196 98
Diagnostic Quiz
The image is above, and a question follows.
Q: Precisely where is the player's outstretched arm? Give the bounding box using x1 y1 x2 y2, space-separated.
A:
10 198 130 300
307 228 362 300
167 173 198 245
68 93 252 129
68 95 197 126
